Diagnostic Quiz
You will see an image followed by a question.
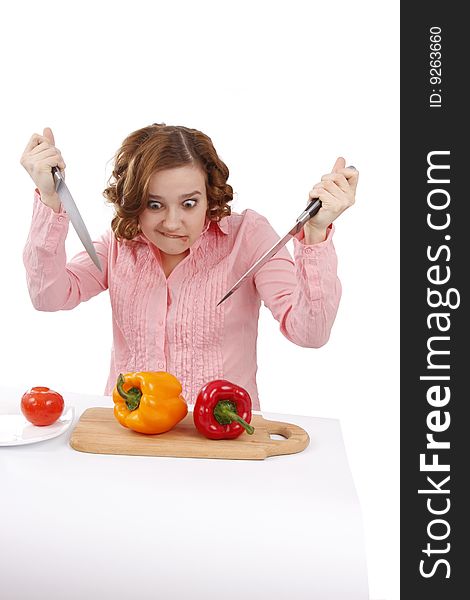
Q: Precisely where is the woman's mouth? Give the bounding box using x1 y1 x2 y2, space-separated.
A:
159 232 187 239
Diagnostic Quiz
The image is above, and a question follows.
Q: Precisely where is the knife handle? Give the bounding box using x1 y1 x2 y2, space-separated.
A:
296 198 322 226
51 166 63 191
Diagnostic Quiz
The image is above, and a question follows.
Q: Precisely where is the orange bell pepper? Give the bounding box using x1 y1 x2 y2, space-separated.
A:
112 371 188 434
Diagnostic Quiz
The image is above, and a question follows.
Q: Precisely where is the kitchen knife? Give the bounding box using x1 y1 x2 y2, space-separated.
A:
217 164 357 306
52 167 103 272
216 197 321 306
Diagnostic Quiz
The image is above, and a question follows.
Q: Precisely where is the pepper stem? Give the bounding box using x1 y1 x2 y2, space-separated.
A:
116 374 142 411
213 400 255 435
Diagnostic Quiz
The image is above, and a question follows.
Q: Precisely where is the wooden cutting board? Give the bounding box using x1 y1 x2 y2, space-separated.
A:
69 408 310 460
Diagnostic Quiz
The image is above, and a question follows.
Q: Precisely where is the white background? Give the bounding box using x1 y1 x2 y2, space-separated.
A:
1 1 399 599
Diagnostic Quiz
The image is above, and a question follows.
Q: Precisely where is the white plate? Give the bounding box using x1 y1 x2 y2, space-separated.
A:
0 406 75 446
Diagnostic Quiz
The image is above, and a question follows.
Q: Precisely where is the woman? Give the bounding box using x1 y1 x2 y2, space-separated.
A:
20 123 358 410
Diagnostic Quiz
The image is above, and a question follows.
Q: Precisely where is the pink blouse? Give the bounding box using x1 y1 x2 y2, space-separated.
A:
23 191 341 410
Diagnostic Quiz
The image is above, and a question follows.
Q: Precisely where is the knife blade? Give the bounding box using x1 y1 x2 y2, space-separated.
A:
216 197 321 306
52 167 103 272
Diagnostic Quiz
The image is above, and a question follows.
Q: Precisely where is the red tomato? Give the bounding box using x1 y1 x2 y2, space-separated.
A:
21 386 64 426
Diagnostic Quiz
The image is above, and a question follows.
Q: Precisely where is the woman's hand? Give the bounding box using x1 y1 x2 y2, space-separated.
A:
20 127 66 213
303 157 358 244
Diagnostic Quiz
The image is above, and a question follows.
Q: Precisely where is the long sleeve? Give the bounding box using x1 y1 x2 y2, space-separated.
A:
250 212 342 347
23 190 109 311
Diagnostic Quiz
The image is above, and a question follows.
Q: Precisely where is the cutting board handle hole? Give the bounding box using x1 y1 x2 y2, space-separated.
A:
270 433 288 441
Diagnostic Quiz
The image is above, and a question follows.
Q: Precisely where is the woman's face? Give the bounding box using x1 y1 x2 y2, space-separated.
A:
139 165 208 257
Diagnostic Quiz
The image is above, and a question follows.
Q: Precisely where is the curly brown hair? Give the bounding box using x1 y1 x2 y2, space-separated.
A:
103 123 233 240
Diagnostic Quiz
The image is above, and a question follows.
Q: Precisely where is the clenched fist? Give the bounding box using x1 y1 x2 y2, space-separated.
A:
20 127 66 213
304 157 359 244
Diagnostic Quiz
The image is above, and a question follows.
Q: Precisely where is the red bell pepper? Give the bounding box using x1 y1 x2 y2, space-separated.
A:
193 379 255 440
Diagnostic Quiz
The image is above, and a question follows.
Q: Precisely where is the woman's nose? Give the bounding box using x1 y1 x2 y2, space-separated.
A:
162 209 182 231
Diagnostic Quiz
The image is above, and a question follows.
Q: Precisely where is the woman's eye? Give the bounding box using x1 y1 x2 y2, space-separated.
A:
183 199 197 208
148 200 162 210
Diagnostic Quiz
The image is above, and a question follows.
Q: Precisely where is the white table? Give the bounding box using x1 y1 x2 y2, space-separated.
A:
0 386 369 599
